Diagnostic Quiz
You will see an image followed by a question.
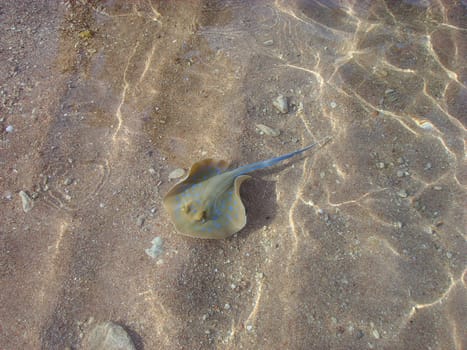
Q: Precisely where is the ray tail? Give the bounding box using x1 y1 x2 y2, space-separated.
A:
233 138 327 176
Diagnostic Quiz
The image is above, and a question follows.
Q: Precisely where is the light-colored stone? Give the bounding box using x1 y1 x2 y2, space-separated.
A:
145 237 164 259
168 168 185 180
397 189 408 198
19 190 33 212
256 124 280 137
272 95 288 114
83 321 136 350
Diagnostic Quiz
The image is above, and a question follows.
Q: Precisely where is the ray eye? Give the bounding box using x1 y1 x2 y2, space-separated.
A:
182 203 191 213
195 210 207 223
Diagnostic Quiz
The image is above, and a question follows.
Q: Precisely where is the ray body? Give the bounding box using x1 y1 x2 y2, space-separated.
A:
163 141 323 239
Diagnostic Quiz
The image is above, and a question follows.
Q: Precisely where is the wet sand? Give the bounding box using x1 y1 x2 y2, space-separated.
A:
0 1 466 349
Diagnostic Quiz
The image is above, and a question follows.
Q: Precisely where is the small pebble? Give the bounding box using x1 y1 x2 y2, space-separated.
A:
256 124 280 137
168 168 185 180
376 162 385 169
424 162 432 170
419 120 434 130
330 101 337 109
148 167 156 175
145 237 164 259
433 186 442 190
372 329 380 339
396 170 404 177
136 215 145 228
83 321 136 350
63 178 73 186
272 95 288 114
397 189 408 198
224 303 231 310
377 69 388 77
263 39 274 46
246 325 253 332
5 125 14 133
19 190 33 212
78 29 94 39
296 102 304 112
423 226 433 234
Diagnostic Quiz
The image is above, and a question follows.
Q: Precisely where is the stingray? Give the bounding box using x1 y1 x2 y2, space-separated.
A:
163 138 329 239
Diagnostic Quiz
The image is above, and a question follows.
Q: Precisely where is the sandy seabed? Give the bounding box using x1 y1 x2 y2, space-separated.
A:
0 1 466 349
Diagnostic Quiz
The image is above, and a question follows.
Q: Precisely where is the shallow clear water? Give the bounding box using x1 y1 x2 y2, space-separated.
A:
1 1 465 349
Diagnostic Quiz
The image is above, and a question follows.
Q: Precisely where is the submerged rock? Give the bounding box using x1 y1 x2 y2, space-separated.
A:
168 168 185 180
272 95 288 114
145 236 164 259
82 321 136 350
256 124 280 137
19 190 33 212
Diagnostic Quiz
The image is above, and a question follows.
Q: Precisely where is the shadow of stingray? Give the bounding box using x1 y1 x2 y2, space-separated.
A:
236 153 315 239
238 177 278 238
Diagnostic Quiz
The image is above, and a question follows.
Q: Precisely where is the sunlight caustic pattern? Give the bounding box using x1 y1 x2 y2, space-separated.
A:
40 1 465 349
197 1 466 348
